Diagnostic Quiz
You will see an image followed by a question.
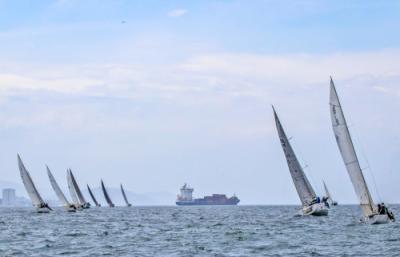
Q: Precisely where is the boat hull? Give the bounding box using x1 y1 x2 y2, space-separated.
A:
303 203 329 216
36 207 50 213
176 201 239 206
365 214 390 225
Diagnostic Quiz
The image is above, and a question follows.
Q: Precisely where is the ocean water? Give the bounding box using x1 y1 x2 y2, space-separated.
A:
0 205 399 257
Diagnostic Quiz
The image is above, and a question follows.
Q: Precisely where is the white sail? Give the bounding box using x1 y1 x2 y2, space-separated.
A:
273 108 317 206
329 78 375 217
323 181 332 200
67 169 81 205
47 166 70 207
17 155 45 207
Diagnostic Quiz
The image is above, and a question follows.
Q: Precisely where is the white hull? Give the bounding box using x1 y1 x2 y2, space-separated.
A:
36 207 50 213
302 203 329 216
365 214 390 225
65 206 76 212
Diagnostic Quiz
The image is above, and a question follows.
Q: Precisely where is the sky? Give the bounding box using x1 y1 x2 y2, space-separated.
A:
0 0 399 205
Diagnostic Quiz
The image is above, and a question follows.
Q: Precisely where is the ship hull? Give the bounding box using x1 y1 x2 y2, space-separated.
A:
176 200 239 206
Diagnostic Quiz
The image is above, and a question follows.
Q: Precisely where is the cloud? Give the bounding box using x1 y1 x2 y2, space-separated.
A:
167 9 188 18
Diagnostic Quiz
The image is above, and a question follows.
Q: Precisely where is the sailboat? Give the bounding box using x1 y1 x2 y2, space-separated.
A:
120 184 132 207
329 77 394 224
101 180 115 207
67 169 91 209
323 181 338 206
273 108 329 216
47 166 76 212
87 184 101 207
17 155 52 213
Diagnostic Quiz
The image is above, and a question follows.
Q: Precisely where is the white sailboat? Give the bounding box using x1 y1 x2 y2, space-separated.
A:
47 166 76 212
17 155 52 213
273 108 329 216
323 181 338 206
329 77 395 224
67 169 91 209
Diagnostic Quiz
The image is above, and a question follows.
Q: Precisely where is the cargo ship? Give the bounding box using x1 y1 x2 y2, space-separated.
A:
176 184 240 206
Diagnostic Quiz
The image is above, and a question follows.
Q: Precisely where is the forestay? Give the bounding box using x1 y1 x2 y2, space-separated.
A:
273 108 316 206
329 78 375 217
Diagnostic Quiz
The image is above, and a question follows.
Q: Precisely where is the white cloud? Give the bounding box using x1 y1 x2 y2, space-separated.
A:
167 9 188 18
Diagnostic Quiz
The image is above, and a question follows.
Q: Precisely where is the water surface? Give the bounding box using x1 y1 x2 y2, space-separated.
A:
0 205 399 256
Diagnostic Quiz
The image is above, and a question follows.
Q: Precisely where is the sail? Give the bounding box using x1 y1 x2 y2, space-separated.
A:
101 180 115 207
68 169 87 204
47 166 70 206
17 155 45 206
323 181 332 200
329 77 375 216
67 169 81 205
273 108 316 206
120 184 131 206
87 184 100 207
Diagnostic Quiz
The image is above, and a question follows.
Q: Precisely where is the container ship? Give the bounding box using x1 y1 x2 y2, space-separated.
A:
176 184 240 206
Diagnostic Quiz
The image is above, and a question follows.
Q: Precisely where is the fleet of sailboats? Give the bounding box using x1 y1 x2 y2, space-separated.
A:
13 77 396 225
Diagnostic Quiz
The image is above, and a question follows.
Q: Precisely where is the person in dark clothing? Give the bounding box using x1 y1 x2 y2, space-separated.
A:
377 204 382 214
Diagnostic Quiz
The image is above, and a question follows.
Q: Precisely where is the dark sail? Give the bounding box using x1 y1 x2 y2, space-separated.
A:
120 184 132 207
87 184 101 207
101 180 115 207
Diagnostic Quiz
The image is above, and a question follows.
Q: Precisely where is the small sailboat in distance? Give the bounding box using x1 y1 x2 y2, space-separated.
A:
273 107 329 216
67 169 91 209
87 184 101 207
17 155 52 213
120 184 132 207
47 166 76 212
101 180 115 207
323 181 338 206
329 77 395 224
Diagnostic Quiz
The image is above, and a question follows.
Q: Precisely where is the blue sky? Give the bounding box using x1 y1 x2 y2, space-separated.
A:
0 0 399 205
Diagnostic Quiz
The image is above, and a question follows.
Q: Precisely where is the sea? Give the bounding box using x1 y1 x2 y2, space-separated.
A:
0 205 399 257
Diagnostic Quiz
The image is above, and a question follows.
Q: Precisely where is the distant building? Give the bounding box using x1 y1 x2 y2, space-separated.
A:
2 188 16 206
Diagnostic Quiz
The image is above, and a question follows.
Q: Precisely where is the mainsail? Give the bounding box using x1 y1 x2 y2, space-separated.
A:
101 180 115 207
273 107 316 206
329 77 375 217
67 169 81 205
47 166 70 207
68 169 88 205
120 184 132 206
17 155 45 207
87 184 101 207
323 181 332 201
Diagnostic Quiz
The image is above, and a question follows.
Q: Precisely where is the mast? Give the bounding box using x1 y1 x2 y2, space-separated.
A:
87 184 101 207
101 180 115 207
273 107 317 206
17 155 45 207
120 184 132 207
47 166 70 207
329 77 375 216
